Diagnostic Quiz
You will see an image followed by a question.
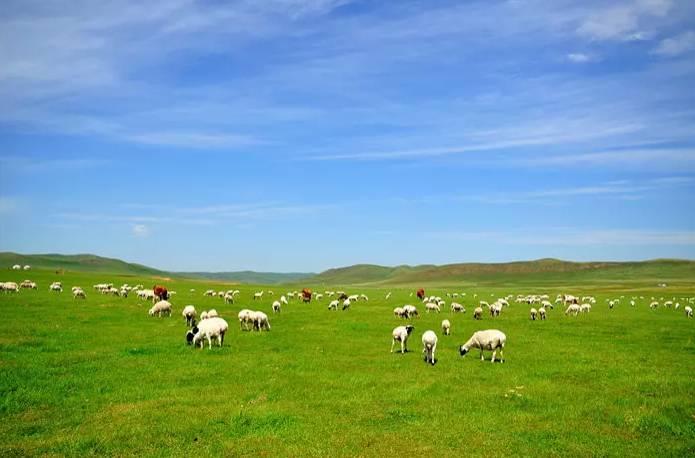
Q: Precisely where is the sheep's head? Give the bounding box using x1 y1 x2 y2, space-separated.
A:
148 308 155 316
405 325 414 335
186 330 195 345
459 345 469 356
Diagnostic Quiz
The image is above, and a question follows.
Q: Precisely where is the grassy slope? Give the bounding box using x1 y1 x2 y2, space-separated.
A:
0 252 167 277
178 271 315 285
309 259 695 287
1 268 694 457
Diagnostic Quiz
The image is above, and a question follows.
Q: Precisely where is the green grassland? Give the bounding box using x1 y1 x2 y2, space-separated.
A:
1 268 694 457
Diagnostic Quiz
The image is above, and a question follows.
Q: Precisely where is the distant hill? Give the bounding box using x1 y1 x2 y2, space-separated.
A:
307 258 695 286
0 252 167 277
0 252 314 284
176 271 315 285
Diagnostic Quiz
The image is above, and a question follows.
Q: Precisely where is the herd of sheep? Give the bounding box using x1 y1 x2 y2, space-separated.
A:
2 274 694 365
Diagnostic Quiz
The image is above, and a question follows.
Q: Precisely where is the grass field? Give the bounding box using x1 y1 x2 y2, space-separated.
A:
1 269 694 457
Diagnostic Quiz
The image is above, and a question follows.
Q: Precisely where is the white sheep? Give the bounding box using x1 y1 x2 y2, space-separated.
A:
149 300 172 317
342 299 351 311
425 302 441 313
685 306 693 318
459 329 506 363
580 303 592 313
390 325 414 353
538 306 546 320
473 307 483 320
385 292 392 300
450 302 465 313
530 308 538 320
441 319 451 335
280 295 288 306
253 291 264 300
272 300 281 313
238 309 253 331
207 309 219 318
403 305 419 318
182 305 196 326
421 330 438 365
192 317 229 349
328 300 339 310
73 289 86 299
253 311 271 331
565 304 580 316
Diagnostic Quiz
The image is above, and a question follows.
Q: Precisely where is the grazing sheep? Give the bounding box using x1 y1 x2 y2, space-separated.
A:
450 302 465 313
186 319 198 345
73 289 86 299
253 291 264 300
328 300 339 310
238 309 253 331
685 306 693 318
342 299 351 311
403 305 419 319
649 301 659 309
565 304 581 316
50 283 63 293
252 311 271 331
385 292 392 300
200 310 209 321
149 300 172 317
580 303 592 313
530 308 538 320
204 289 215 297
425 302 441 313
390 325 414 353
421 330 438 365
441 319 451 336
538 307 547 320
459 329 506 362
182 305 196 326
473 307 483 320
191 317 229 349
224 293 234 304
393 307 406 318
272 300 281 313
207 309 219 318
280 295 288 306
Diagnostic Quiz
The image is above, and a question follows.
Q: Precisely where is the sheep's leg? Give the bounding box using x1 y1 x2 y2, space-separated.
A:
207 336 212 349
500 349 504 362
480 349 484 361
491 350 497 363
390 339 395 353
431 344 436 365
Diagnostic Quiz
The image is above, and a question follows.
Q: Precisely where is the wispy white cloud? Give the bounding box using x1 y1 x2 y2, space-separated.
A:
567 53 594 63
575 0 672 42
0 156 109 173
653 30 695 56
132 224 151 238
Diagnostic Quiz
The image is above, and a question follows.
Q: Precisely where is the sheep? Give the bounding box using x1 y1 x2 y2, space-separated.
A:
238 309 253 331
271 300 281 313
450 302 465 313
328 299 339 310
649 301 659 309
538 306 547 320
565 304 580 316
224 293 235 304
186 319 198 345
393 307 406 318
20 280 37 290
425 302 441 313
342 299 351 311
385 292 392 300
580 303 592 313
441 319 451 335
421 330 438 365
315 293 323 301
403 305 419 318
253 291 264 300
204 289 215 297
459 329 506 363
685 306 693 318
182 305 196 326
530 308 538 320
280 295 288 306
473 307 483 320
149 300 172 317
50 283 63 293
390 325 414 353
191 317 229 349
207 309 219 318
252 311 271 331
73 288 86 299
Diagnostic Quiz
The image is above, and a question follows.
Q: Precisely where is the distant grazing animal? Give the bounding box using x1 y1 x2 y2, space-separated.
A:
416 288 425 301
459 329 506 363
302 288 312 303
441 319 451 335
685 306 693 318
153 285 168 301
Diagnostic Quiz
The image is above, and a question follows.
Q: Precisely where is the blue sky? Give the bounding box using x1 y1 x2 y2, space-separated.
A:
1 0 694 272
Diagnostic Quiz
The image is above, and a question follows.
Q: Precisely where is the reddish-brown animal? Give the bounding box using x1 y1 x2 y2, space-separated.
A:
153 284 169 301
416 288 425 300
302 288 312 303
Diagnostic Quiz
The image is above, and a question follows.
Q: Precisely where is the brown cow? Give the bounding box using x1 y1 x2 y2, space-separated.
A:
302 288 312 303
153 284 169 301
416 288 425 300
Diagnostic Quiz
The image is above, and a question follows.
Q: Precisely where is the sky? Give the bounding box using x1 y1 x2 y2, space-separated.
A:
1 0 694 272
